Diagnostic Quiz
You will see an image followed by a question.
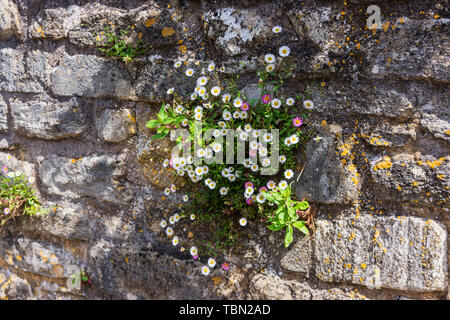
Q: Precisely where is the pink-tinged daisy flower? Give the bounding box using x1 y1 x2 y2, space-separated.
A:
2 166 7 174
241 102 249 111
293 117 303 127
244 181 254 189
246 197 253 205
4 208 10 215
259 186 268 192
222 262 230 271
249 149 257 157
192 255 199 260
262 94 271 104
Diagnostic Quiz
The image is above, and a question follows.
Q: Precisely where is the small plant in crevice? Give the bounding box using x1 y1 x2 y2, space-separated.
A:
146 25 316 276
93 25 147 63
0 163 48 228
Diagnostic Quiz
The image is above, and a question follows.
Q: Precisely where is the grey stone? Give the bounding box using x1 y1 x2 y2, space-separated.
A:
39 154 133 204
0 271 33 300
10 97 87 140
361 18 450 82
204 7 271 56
29 6 82 40
294 124 361 204
369 153 449 206
360 122 417 148
248 273 364 300
286 215 447 292
280 235 312 276
51 53 134 100
0 237 80 279
0 49 50 93
0 97 7 133
96 108 136 143
420 103 450 142
0 0 21 39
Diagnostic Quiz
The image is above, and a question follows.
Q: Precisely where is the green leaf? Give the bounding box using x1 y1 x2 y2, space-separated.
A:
293 221 309 235
146 119 159 128
267 223 285 231
284 225 293 247
151 130 169 140
157 104 167 120
295 201 309 211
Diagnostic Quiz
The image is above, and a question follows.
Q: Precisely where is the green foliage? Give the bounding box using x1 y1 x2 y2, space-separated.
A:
146 104 186 140
0 168 48 228
262 184 309 247
93 26 146 63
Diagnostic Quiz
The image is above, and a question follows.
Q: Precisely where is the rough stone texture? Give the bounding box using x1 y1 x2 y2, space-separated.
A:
281 215 447 292
96 108 136 143
0 0 21 40
39 154 133 204
0 49 49 94
294 124 361 204
10 97 87 140
0 0 448 300
0 96 7 133
51 53 134 100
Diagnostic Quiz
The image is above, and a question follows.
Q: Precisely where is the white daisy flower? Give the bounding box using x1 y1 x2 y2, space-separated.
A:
266 64 275 72
239 131 249 141
195 166 204 176
167 87 174 95
256 193 266 204
174 213 180 222
263 133 273 143
220 187 228 195
233 111 240 119
208 62 215 72
222 93 231 103
240 111 248 119
267 180 276 189
228 174 236 182
265 54 275 64
221 128 228 136
252 130 260 138
190 214 195 220
190 246 198 256
233 98 243 108
183 195 189 202
212 143 222 153
194 113 203 121
185 68 194 77
244 124 252 132
174 60 182 68
272 26 282 33
201 266 210 276
284 169 294 179
181 118 189 127
261 158 271 167
169 216 175 224
166 227 174 237
291 135 299 144
239 218 247 227
28 177 35 184
172 236 179 246
218 121 226 128
160 220 167 228
223 110 232 121
219 66 225 72
284 137 292 146
164 188 170 195
208 258 216 268
286 97 295 106
279 180 288 190
190 93 198 100
303 100 314 110
279 155 286 163
211 86 221 96
250 164 259 172
279 46 291 57
197 76 208 86
249 140 258 150
271 98 281 109
208 181 216 190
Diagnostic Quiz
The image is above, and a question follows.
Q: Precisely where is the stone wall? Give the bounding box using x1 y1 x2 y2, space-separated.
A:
0 0 448 300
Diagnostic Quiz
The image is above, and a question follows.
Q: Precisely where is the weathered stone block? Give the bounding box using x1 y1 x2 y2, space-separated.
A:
39 154 133 204
10 97 87 140
51 53 134 100
0 97 7 133
0 0 21 39
0 49 49 93
294 124 361 204
96 108 136 143
420 103 450 142
283 215 447 292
